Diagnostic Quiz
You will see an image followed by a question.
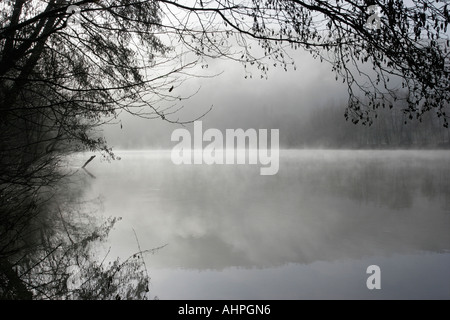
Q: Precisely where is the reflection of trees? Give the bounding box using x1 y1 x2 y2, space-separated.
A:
96 152 450 270
294 154 450 210
0 173 161 300
153 152 450 212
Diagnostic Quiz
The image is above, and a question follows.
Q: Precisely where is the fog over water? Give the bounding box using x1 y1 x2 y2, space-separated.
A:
75 149 450 299
3 0 449 301
84 24 450 300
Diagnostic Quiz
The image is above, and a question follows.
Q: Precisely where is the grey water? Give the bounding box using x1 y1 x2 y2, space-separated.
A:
79 150 450 299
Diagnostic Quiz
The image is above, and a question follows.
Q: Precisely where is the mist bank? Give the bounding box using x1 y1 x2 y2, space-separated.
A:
281 104 450 149
104 102 450 150
92 150 450 270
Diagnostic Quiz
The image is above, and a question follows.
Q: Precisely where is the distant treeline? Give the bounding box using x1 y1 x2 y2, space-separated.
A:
105 102 450 150
280 104 450 149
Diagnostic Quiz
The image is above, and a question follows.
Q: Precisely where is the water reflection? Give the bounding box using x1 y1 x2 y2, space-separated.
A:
84 150 450 272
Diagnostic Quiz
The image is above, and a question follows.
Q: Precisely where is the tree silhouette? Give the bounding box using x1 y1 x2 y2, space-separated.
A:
1 0 449 299
154 0 449 126
1 1 448 130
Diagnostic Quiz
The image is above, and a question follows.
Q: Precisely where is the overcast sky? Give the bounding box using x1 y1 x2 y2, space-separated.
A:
102 2 426 150
103 44 350 149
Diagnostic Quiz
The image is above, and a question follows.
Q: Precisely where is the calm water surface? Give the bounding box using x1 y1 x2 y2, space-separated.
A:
78 150 450 299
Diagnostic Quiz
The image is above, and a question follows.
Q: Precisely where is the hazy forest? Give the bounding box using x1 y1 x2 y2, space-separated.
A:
0 0 449 299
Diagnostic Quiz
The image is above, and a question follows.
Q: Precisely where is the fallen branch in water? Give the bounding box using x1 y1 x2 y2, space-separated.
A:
81 156 96 169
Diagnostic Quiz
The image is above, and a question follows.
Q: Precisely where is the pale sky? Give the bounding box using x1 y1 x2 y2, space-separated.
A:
103 46 349 149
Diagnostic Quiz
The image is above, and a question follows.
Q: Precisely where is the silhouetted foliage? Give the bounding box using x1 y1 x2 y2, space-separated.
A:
1 173 164 300
1 1 449 130
154 0 450 126
1 0 449 299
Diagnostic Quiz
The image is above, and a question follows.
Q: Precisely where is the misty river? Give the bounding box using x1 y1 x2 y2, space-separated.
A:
74 150 450 299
